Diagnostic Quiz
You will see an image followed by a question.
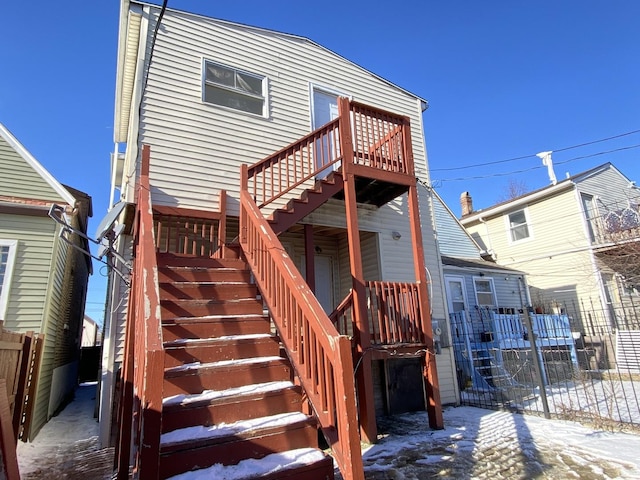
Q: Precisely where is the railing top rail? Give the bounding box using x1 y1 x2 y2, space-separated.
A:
348 100 409 123
245 118 340 180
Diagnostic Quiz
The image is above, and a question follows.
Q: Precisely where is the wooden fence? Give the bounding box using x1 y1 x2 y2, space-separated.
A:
0 323 45 478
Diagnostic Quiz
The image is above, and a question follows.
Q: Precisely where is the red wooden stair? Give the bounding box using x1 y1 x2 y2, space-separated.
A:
267 171 344 235
157 252 334 480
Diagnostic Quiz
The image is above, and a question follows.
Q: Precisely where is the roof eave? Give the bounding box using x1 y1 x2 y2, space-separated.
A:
0 123 77 207
114 0 143 144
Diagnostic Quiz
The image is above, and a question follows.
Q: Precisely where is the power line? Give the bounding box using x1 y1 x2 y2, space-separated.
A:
434 144 640 183
430 129 640 173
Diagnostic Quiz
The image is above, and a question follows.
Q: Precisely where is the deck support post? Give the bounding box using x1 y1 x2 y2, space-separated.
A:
404 122 444 429
339 97 377 444
303 224 316 293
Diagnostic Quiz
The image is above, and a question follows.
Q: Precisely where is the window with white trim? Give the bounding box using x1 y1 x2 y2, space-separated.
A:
473 277 496 308
0 240 18 320
203 60 267 116
507 209 530 242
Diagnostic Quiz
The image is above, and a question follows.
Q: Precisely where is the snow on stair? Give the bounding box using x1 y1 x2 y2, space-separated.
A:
165 447 326 480
163 355 284 375
162 380 295 407
164 333 272 347
160 412 309 446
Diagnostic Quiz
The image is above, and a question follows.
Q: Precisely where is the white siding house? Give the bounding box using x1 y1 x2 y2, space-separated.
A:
103 1 458 456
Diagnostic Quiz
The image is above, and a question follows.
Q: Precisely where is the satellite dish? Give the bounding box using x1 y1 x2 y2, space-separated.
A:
95 202 128 241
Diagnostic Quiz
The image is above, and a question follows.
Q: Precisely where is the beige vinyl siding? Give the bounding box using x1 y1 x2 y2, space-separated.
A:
113 236 133 365
417 188 457 404
466 188 588 266
464 187 604 326
0 136 63 201
135 6 428 215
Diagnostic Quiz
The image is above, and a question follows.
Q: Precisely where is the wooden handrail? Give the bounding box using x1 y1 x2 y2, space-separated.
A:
329 290 354 337
239 186 364 480
244 99 412 211
116 145 164 478
246 119 342 209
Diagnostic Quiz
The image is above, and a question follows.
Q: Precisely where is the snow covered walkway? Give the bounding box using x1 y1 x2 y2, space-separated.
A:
15 383 640 479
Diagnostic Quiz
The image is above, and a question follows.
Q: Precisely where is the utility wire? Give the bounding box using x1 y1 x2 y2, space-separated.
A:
430 129 640 172
434 144 640 183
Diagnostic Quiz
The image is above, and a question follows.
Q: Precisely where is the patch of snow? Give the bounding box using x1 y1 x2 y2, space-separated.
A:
166 448 325 480
163 380 294 406
163 355 284 375
160 412 309 446
164 333 272 346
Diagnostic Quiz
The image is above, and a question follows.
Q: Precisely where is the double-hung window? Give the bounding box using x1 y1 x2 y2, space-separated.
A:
0 240 18 320
203 60 267 116
507 208 531 242
473 277 496 309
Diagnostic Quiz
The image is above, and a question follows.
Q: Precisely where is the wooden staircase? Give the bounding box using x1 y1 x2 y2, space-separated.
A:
156 252 335 479
268 171 344 235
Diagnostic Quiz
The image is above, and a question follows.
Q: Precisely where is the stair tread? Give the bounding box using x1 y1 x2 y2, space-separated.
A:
164 333 273 347
160 411 310 447
165 355 284 374
163 380 295 407
165 447 327 480
163 313 268 324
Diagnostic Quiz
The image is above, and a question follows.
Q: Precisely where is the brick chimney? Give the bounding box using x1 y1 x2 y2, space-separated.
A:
460 191 473 216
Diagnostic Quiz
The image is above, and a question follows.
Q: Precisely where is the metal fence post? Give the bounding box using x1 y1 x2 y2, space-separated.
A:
523 306 551 419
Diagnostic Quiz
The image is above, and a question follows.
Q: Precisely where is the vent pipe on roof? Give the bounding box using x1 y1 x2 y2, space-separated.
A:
536 151 557 185
460 191 473 216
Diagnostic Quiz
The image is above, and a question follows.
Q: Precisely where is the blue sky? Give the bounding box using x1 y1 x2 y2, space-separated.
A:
2 1 639 326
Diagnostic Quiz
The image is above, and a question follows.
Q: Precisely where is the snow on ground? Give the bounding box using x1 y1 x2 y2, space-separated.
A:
354 407 640 480
525 378 640 425
16 382 113 480
15 382 640 479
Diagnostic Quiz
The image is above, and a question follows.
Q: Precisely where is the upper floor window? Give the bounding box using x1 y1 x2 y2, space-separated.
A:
203 60 267 116
507 209 530 243
581 193 597 242
0 240 18 320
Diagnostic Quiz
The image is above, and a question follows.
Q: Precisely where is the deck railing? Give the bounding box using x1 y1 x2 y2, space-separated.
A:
245 99 411 210
153 192 227 258
116 145 164 479
330 282 424 346
239 185 364 480
492 313 573 342
367 281 423 345
350 102 410 174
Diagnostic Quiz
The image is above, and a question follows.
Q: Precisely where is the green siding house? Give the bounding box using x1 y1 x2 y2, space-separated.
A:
0 122 92 440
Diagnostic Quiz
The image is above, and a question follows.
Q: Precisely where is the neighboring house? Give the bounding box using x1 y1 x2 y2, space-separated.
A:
430 188 531 317
0 122 92 440
428 186 546 397
103 2 458 478
460 163 640 362
81 315 100 347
